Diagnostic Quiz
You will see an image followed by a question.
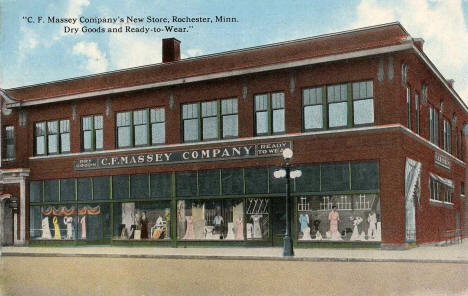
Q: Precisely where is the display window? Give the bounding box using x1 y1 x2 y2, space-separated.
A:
29 204 110 241
177 199 243 240
113 201 171 240
245 198 270 240
297 194 381 242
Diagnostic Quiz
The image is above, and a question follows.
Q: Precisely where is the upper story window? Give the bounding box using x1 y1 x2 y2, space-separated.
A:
255 92 285 136
34 120 70 156
303 87 323 130
4 126 15 160
221 98 238 139
327 84 348 128
352 81 374 125
443 119 451 153
415 93 420 135
406 87 411 130
183 98 238 142
421 84 428 105
445 187 453 204
401 64 408 85
429 106 439 146
82 115 103 152
429 177 441 202
117 108 165 148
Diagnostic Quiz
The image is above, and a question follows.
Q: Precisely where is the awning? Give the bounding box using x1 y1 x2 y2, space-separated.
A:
429 173 454 188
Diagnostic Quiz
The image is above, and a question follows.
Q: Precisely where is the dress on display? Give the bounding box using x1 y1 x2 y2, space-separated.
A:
367 212 377 239
246 223 253 239
235 218 243 240
140 217 148 239
251 215 262 239
328 210 339 235
184 216 194 239
52 216 61 240
63 216 73 240
298 214 309 233
177 202 185 240
80 216 87 239
41 217 52 239
226 222 235 240
301 227 312 240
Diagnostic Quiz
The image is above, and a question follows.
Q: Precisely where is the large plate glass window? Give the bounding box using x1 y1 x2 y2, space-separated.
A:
297 194 381 242
245 198 269 240
114 201 171 240
352 81 374 125
303 87 323 130
177 199 244 240
327 84 348 128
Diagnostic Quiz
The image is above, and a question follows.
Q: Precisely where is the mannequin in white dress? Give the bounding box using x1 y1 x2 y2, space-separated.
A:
41 217 52 239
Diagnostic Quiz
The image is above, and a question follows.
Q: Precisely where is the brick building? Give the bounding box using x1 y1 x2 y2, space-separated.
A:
0 22 466 248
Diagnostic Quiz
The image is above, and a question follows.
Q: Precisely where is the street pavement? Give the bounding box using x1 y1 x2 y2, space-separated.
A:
1 239 468 263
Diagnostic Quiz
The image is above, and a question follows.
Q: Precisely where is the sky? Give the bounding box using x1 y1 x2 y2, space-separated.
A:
1 0 468 101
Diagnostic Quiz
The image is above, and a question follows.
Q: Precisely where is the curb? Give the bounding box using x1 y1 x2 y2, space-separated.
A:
2 252 468 264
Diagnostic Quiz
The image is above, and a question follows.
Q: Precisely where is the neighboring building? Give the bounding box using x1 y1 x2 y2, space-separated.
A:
0 22 466 248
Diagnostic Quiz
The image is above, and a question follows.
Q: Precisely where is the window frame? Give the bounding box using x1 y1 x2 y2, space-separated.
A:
34 119 71 156
443 118 451 154
182 98 239 143
254 92 285 136
302 86 325 131
4 125 15 160
116 108 165 148
81 115 104 152
351 80 374 127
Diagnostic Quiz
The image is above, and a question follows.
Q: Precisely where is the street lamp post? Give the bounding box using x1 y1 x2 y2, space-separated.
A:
274 148 301 257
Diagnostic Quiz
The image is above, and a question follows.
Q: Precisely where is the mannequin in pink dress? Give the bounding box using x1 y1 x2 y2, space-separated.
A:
80 216 87 239
235 217 243 240
328 206 339 236
183 216 194 239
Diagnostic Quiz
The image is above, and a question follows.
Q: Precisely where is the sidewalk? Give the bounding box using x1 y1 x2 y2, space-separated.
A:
1 241 467 264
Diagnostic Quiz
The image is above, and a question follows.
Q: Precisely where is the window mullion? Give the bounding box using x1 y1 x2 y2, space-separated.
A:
91 116 96 152
130 112 135 147
347 82 352 128
147 109 151 146
198 103 202 141
44 122 49 155
217 100 221 140
322 86 328 130
267 94 272 135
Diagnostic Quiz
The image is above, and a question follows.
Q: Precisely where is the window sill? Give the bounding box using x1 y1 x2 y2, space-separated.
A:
429 199 454 208
2 158 16 162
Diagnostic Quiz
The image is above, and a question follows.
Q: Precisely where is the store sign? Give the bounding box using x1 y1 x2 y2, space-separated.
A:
434 152 451 170
74 141 292 171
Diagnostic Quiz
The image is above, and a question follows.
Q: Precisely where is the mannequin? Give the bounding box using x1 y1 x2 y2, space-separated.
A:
328 206 340 238
41 217 52 239
298 214 309 233
350 216 363 241
52 216 61 240
140 211 148 239
251 215 262 239
177 202 185 240
184 216 194 239
80 216 87 239
301 227 312 240
63 216 74 240
367 211 377 240
246 223 253 239
226 222 235 240
235 217 243 240
213 214 224 234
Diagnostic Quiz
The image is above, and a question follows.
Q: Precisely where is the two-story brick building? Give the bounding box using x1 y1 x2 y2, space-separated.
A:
0 22 466 249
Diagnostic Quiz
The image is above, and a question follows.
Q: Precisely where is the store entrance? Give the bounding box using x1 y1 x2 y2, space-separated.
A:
271 197 286 246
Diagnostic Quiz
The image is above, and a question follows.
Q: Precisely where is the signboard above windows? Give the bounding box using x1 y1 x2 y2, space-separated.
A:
74 141 292 171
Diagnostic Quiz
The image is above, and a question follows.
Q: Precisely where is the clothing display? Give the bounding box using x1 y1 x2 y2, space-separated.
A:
52 216 61 240
225 222 235 240
177 201 186 240
184 216 194 239
367 212 377 239
314 231 323 240
192 205 205 239
246 223 253 239
41 217 52 239
134 230 141 240
328 210 339 235
165 209 171 237
251 215 262 239
122 203 135 235
350 216 363 241
235 218 243 240
140 215 148 239
63 216 74 240
80 216 87 239
300 227 312 240
299 214 309 233
204 226 214 239
152 228 163 240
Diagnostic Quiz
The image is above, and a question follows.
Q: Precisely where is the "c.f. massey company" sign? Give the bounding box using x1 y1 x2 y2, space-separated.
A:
74 141 292 171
